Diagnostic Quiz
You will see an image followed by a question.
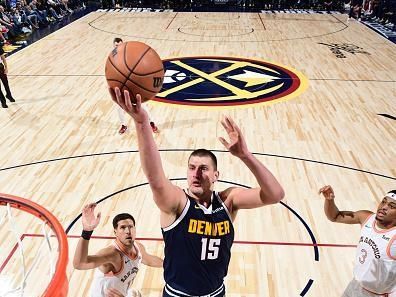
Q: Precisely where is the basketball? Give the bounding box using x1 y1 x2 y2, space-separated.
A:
105 41 164 103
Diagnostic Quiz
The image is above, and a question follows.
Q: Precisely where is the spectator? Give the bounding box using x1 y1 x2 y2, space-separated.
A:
0 45 15 108
348 0 363 21
0 5 20 37
324 0 334 12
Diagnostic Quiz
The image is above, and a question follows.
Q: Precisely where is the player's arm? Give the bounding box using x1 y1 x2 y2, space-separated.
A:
136 242 163 268
319 185 373 225
110 88 185 215
73 203 118 270
219 116 284 211
73 245 117 270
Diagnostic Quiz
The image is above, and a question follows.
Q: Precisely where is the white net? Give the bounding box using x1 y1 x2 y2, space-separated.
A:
0 203 59 297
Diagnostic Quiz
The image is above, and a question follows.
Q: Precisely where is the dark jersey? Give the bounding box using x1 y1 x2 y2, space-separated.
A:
162 191 234 296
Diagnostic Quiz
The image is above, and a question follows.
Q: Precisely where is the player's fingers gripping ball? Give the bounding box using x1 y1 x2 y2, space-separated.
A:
105 41 164 103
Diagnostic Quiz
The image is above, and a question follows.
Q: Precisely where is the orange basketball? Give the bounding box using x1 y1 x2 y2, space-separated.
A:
105 41 164 103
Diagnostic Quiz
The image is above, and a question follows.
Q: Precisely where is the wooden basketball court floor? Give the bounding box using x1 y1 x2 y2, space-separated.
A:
0 9 395 297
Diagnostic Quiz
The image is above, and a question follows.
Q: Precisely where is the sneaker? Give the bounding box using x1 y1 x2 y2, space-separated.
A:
150 121 159 133
118 125 127 134
6 96 15 102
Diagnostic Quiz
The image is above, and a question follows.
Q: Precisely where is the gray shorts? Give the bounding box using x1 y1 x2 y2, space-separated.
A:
342 279 395 297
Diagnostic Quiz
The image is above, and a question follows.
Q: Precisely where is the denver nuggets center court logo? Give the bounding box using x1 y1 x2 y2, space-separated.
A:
154 57 308 107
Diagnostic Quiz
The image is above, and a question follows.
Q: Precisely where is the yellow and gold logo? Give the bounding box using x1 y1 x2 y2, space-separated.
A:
154 56 308 107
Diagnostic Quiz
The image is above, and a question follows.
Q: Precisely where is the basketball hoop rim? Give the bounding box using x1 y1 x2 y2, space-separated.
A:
0 193 69 297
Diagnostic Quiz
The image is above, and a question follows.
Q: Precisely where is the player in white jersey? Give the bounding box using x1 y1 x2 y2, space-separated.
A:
73 203 163 297
319 186 396 297
112 38 159 135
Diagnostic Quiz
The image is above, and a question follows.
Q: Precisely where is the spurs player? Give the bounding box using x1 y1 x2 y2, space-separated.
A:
73 203 163 297
320 187 396 297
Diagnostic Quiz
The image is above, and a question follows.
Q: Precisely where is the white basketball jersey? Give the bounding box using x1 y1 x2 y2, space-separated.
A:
354 214 396 294
90 241 143 297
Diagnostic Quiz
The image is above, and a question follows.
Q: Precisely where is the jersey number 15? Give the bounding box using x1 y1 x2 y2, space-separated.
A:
201 238 221 260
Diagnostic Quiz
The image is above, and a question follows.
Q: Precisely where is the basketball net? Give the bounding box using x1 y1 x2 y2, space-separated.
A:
0 194 68 297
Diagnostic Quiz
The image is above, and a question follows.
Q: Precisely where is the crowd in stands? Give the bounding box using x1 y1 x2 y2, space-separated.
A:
0 0 393 46
357 0 395 29
106 0 395 30
106 0 395 31
0 0 85 45
169 0 396 29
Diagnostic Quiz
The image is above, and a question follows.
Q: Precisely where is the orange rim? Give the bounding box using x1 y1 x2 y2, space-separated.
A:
0 193 68 297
